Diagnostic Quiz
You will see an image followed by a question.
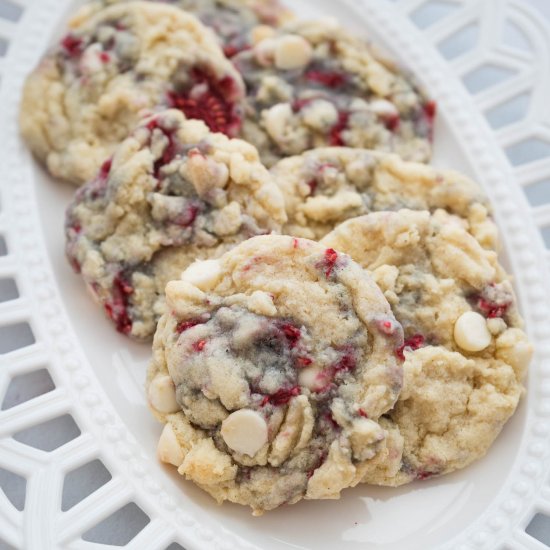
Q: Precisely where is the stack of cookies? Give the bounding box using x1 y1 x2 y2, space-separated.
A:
20 0 532 516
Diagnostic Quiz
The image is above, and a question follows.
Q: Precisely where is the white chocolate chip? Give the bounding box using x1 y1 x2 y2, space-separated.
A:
263 103 292 141
254 37 277 66
301 100 339 131
148 375 179 414
248 290 277 317
487 317 507 336
508 340 533 373
157 424 184 467
369 98 399 117
221 409 268 457
181 260 221 290
274 35 313 70
251 24 276 45
454 311 492 352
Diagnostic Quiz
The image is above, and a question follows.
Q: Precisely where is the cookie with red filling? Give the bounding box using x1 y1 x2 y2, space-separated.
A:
321 209 532 485
20 2 245 184
147 234 403 514
233 18 435 167
65 109 286 340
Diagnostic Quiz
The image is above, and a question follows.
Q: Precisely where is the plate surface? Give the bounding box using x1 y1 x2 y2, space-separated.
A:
1 1 549 549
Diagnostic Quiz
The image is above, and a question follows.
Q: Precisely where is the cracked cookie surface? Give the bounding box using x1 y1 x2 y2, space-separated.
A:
147 234 404 514
65 109 286 340
21 1 245 184
271 147 496 243
232 19 435 167
321 209 532 485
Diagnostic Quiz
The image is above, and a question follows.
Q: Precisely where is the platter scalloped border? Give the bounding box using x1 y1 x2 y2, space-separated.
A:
0 0 549 548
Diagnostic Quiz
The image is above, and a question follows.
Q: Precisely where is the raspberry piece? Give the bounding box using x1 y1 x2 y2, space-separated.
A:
174 204 199 228
61 34 84 58
193 339 207 352
329 112 349 146
377 319 394 335
296 356 313 367
265 386 301 406
280 323 301 348
223 42 251 59
471 284 512 319
292 97 314 113
99 158 112 180
416 470 436 481
104 272 133 335
114 274 133 295
68 255 81 274
78 158 112 201
383 113 400 131
146 120 178 179
325 412 339 429
396 334 425 360
333 352 356 373
422 100 437 140
423 100 437 121
168 69 241 137
305 70 347 88
99 51 110 63
307 179 317 195
477 297 510 319
146 118 160 131
321 248 338 278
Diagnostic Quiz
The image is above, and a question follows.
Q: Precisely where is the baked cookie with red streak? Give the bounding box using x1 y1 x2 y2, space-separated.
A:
147 234 404 514
65 109 286 340
321 209 532 485
233 18 435 167
75 0 292 58
271 147 496 243
20 2 245 185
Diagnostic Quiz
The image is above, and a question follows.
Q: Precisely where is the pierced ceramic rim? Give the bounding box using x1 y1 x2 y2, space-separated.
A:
0 0 548 549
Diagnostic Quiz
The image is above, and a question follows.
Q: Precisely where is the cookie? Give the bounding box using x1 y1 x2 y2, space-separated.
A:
20 2 245 185
65 109 286 341
321 209 532 485
270 147 497 244
74 0 292 58
232 18 435 167
147 234 404 514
